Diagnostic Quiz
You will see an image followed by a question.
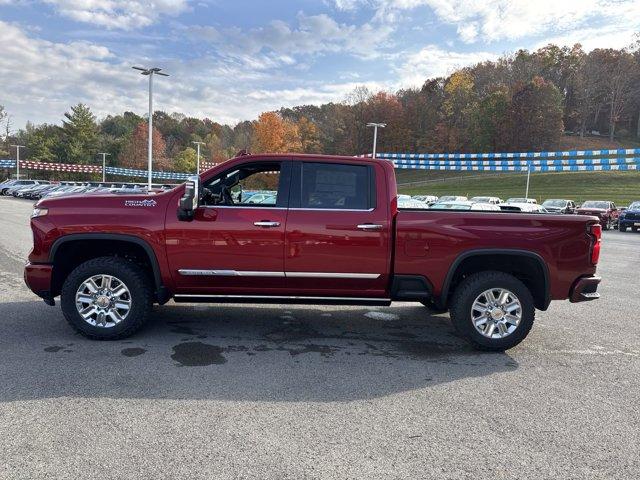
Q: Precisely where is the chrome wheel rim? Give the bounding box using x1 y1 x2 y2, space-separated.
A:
75 274 132 328
471 288 522 339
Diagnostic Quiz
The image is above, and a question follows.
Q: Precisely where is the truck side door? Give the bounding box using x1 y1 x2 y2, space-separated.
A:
164 160 291 294
283 160 391 297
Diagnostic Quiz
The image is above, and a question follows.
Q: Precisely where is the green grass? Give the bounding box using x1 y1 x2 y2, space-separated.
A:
397 170 640 206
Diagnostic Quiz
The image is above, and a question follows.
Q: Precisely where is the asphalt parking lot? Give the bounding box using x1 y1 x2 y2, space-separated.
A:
0 196 638 479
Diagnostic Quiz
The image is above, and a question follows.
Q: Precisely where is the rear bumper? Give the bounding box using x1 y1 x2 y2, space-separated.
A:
24 262 55 304
569 275 601 303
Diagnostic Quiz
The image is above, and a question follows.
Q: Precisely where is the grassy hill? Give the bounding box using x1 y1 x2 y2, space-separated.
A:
394 135 640 205
398 170 640 205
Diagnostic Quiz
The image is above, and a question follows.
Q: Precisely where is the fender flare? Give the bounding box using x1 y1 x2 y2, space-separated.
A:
440 248 551 309
49 233 168 302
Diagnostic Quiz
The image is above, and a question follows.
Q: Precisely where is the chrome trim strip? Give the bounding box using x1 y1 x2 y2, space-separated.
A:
174 294 391 302
286 272 381 279
288 207 375 212
178 269 285 277
200 205 286 210
178 269 381 279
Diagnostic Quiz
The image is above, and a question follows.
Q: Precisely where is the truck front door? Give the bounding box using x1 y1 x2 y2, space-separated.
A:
165 160 291 295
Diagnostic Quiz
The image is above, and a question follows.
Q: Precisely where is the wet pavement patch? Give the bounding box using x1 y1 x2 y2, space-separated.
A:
171 342 227 366
121 347 147 357
44 346 63 353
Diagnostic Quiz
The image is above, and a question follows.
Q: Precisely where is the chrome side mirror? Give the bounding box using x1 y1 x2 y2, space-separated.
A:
177 175 200 221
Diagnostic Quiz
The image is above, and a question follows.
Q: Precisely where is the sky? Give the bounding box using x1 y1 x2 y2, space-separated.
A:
1 0 639 129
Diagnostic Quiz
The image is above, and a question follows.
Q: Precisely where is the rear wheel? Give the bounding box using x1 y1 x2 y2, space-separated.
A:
449 271 535 351
619 224 627 232
61 256 153 340
603 218 611 231
632 226 638 232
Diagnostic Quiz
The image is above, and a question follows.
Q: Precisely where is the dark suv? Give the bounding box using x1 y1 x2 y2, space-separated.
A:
619 201 640 232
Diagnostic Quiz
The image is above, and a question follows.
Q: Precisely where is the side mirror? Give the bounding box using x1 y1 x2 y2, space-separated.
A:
177 175 200 221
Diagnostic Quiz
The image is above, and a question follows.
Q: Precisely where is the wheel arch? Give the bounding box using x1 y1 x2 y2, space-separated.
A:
440 249 550 311
49 233 168 303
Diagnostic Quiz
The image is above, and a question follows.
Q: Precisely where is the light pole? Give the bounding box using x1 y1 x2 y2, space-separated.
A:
10 144 25 179
132 66 169 189
366 122 386 159
525 161 531 198
98 153 111 183
192 141 205 174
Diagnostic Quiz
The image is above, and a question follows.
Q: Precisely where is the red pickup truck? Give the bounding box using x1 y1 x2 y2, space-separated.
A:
24 154 602 351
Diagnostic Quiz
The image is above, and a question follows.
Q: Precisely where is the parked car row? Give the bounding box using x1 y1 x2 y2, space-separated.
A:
0 179 177 200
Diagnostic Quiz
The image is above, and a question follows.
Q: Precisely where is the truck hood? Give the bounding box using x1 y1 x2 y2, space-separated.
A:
37 191 163 209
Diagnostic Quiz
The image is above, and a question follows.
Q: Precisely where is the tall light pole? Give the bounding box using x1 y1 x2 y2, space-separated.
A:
366 122 386 159
192 141 205 174
132 66 169 189
98 153 111 183
525 161 532 198
11 145 25 180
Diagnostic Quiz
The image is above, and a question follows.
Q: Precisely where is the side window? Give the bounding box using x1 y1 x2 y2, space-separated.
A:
299 162 372 210
202 162 283 207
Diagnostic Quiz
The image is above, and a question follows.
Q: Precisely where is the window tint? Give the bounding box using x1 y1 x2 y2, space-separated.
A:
300 163 370 210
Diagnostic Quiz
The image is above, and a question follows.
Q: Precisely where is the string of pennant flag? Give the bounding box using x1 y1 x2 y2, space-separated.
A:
0 159 221 180
2 149 640 177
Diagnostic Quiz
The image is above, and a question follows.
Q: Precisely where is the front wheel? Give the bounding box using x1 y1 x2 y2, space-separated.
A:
449 271 535 351
61 256 153 340
602 218 611 231
619 224 627 232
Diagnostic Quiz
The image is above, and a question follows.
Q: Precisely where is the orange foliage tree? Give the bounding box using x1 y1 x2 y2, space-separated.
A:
119 121 168 169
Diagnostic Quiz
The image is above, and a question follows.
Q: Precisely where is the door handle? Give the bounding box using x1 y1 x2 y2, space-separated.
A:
254 221 281 228
357 223 383 231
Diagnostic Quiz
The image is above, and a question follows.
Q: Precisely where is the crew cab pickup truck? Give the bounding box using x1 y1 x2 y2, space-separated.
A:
24 154 602 351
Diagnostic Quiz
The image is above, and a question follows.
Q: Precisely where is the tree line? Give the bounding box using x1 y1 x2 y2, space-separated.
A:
1 42 640 176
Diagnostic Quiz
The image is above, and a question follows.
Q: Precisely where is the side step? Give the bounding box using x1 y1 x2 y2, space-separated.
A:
173 294 392 306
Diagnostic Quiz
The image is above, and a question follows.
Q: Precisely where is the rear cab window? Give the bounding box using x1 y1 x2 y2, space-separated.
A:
290 162 376 210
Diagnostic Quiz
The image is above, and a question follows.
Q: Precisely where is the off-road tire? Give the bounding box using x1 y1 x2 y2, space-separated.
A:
61 256 153 340
449 271 535 351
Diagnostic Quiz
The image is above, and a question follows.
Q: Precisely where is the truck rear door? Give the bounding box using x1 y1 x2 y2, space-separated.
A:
283 160 391 297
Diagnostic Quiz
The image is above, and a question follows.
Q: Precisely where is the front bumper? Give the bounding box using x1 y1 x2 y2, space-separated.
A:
24 262 55 305
569 275 601 303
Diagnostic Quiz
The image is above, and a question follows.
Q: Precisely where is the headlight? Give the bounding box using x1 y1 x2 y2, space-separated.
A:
31 207 48 218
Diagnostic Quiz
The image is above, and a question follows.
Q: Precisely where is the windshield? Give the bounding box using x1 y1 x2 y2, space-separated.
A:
507 198 526 203
582 201 609 209
628 202 640 210
543 200 566 207
470 197 490 202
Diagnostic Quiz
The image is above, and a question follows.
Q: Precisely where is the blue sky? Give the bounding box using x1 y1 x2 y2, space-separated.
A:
1 0 639 129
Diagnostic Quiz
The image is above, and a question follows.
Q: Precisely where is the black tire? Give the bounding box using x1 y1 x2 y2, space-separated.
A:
449 271 535 351
602 218 611 231
61 256 153 340
632 226 638 233
619 224 627 232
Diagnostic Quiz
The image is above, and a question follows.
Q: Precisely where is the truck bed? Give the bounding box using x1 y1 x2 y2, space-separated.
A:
394 210 598 304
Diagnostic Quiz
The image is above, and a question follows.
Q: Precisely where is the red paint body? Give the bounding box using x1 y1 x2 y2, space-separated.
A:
25 154 601 308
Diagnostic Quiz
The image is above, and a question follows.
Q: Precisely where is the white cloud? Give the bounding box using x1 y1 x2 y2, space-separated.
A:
345 0 640 46
397 45 497 86
0 21 393 129
191 12 394 60
42 0 190 30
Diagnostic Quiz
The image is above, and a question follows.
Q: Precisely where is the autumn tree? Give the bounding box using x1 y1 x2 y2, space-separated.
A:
174 147 197 173
119 121 168 169
296 116 321 153
509 77 563 151
253 112 302 153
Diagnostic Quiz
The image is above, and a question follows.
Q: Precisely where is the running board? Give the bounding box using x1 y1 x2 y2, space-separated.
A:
172 294 392 306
